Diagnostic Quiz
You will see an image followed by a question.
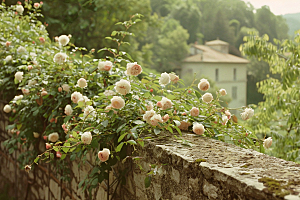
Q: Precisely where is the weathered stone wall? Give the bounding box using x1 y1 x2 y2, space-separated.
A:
1 101 300 200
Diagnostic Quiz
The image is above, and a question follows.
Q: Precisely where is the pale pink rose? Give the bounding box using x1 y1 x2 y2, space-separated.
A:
39 37 45 43
83 106 96 118
263 137 272 149
98 61 113 71
15 71 23 82
159 72 170 85
34 3 40 8
178 121 191 131
241 108 254 120
157 101 162 108
143 110 156 123
58 87 62 92
27 65 33 71
190 107 199 117
81 132 92 144
62 84 70 92
41 91 48 96
150 114 163 126
202 93 213 103
162 114 169 122
198 79 210 91
53 52 68 64
45 143 51 149
225 110 231 119
3 105 11 113
111 96 125 109
182 112 187 115
115 79 131 95
64 105 73 116
56 151 62 158
58 35 69 46
219 89 227 96
48 132 59 142
193 123 205 135
126 62 142 76
61 124 68 133
77 78 87 88
71 92 83 104
161 97 172 110
98 148 110 162
6 41 11 47
169 73 179 83
22 88 30 95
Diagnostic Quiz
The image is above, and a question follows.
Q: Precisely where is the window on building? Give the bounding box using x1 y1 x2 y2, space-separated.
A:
233 68 236 81
232 86 237 99
215 68 219 81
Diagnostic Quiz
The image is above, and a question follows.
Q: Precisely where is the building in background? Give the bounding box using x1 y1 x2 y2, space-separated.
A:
181 39 249 109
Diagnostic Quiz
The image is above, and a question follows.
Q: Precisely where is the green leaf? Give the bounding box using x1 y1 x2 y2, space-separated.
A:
34 157 39 164
137 140 144 147
116 142 124 152
144 176 151 188
60 154 67 160
78 180 85 189
195 90 202 100
117 123 127 133
166 126 173 133
127 140 137 145
111 31 117 36
118 133 128 142
102 120 109 127
133 120 144 125
64 116 71 123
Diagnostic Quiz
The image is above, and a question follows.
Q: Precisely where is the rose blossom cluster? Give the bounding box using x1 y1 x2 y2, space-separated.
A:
241 108 254 120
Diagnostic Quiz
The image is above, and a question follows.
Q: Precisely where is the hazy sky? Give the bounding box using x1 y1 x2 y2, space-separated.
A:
242 0 300 15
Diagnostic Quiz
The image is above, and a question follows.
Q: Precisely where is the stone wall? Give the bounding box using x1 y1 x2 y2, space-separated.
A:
1 102 300 200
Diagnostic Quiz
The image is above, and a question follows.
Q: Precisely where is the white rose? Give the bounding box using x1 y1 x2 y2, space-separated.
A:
145 102 153 111
33 132 40 138
64 105 73 116
190 107 199 117
150 114 163 126
58 35 70 46
193 123 205 135
48 132 59 143
169 73 179 83
62 84 70 92
14 95 23 101
111 96 125 109
202 93 213 103
104 90 116 97
17 46 26 53
222 115 228 125
98 148 110 162
53 52 68 64
159 72 170 86
41 91 48 96
15 71 23 82
263 137 272 149
225 110 231 119
198 79 210 91
78 96 90 105
16 5 24 14
30 52 37 58
115 79 131 95
77 78 87 88
126 62 142 76
241 108 254 120
161 97 172 110
28 80 37 87
83 106 96 118
219 88 227 96
98 61 113 71
162 114 169 123
22 88 30 95
71 91 83 104
81 132 92 144
143 110 156 123
3 105 11 113
4 55 12 62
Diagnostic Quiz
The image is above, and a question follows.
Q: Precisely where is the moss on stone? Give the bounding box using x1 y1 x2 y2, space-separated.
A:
258 177 300 198
240 163 252 168
195 158 206 163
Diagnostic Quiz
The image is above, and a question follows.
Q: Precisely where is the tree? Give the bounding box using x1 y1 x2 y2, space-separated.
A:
241 32 300 162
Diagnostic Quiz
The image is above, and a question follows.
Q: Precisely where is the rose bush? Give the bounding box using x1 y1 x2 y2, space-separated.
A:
1 1 264 193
